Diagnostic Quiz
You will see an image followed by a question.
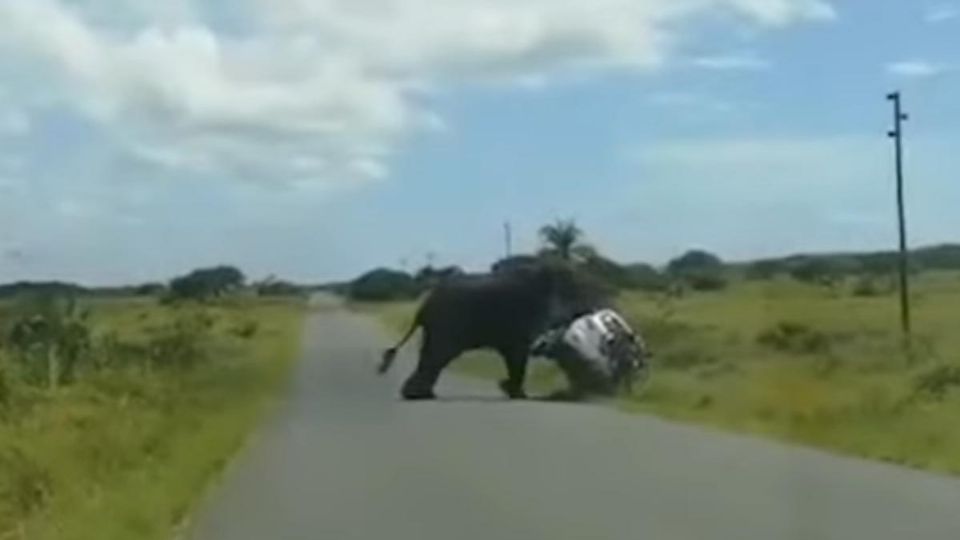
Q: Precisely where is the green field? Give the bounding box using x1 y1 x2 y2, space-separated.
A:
0 297 306 540
360 272 960 475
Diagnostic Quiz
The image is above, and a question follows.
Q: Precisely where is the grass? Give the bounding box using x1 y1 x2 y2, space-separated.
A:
0 297 306 540
360 272 960 476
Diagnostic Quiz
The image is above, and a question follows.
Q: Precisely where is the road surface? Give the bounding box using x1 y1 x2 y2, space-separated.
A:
186 302 960 539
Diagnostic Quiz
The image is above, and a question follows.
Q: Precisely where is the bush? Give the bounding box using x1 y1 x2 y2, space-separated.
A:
913 365 960 400
231 321 259 339
660 346 719 370
624 264 669 292
145 311 212 370
348 268 421 302
852 276 884 297
666 250 727 292
684 271 729 291
745 260 784 280
168 265 245 302
667 250 724 275
0 445 52 522
255 279 303 297
414 266 465 290
757 321 832 355
3 295 93 388
93 331 150 372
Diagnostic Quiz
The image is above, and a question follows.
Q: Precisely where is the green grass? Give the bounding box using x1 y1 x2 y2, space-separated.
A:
361 272 960 475
0 297 306 539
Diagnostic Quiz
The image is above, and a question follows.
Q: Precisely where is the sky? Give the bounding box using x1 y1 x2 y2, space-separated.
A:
0 0 958 285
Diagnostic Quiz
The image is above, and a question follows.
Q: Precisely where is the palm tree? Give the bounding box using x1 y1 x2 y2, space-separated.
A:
539 219 585 261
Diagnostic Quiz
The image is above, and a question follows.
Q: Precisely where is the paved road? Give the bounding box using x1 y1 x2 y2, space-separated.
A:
187 305 960 540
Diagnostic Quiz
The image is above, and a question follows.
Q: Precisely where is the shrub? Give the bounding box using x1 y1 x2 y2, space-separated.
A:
93 331 150 372
913 365 960 400
667 250 724 275
684 271 729 291
745 260 784 280
624 264 669 292
0 355 15 412
145 311 212 370
168 265 245 302
231 321 259 339
3 295 93 388
660 346 719 370
852 276 882 297
0 446 52 522
757 321 832 355
348 268 420 302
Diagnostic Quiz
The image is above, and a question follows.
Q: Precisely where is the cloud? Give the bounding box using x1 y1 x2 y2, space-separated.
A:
0 0 834 189
925 4 959 23
690 53 770 71
887 60 953 78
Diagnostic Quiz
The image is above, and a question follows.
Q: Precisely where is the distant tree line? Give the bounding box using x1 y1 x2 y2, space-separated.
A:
0 266 310 302
740 244 960 284
343 218 960 303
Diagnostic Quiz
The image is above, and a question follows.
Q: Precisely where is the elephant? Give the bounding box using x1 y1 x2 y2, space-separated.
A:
377 261 596 400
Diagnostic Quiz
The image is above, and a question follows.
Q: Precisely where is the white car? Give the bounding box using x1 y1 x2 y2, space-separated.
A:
531 308 652 399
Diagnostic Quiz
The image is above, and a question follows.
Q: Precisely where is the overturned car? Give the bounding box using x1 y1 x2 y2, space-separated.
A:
530 308 651 400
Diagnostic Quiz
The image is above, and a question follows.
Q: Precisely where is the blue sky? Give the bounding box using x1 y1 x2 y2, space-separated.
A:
0 0 958 285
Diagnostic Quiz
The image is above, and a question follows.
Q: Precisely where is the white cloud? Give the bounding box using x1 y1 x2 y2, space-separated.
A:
0 0 834 188
887 60 952 78
691 53 770 71
925 4 959 23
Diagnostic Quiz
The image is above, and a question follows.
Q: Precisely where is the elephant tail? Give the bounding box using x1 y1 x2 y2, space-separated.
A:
377 312 421 375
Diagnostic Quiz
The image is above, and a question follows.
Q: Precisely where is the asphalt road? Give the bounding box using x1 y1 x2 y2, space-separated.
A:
186 303 960 540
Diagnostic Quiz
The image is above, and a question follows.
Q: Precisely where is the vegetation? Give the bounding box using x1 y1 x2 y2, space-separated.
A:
0 291 305 539
538 219 587 261
366 271 960 474
354 219 960 477
666 250 729 291
167 266 246 302
347 268 421 302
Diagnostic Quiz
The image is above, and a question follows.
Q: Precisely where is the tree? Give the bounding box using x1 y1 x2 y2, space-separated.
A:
624 263 669 292
135 282 166 296
168 265 246 301
745 260 784 281
492 255 543 274
255 275 303 297
5 294 92 389
667 250 724 276
788 257 858 286
539 219 585 261
667 250 728 291
414 265 465 289
348 268 420 302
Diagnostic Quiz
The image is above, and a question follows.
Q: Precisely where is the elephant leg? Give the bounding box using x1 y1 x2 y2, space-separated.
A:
401 335 456 400
497 345 529 400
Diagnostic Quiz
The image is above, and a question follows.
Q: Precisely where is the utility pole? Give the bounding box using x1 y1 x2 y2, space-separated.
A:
504 221 512 257
887 91 912 339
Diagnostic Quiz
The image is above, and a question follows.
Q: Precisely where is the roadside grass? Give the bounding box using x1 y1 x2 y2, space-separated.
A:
359 272 960 475
0 297 306 540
